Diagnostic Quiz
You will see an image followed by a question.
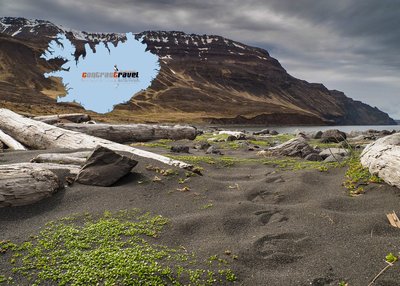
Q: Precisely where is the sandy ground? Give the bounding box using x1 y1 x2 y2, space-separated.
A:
1 147 400 285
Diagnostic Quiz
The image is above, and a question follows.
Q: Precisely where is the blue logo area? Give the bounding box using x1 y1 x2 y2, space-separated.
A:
41 33 160 113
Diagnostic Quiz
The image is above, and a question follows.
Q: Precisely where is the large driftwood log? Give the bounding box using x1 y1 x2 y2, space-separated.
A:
0 163 80 207
31 151 90 165
0 109 192 170
360 133 400 188
0 129 27 150
33 114 91 124
55 123 197 143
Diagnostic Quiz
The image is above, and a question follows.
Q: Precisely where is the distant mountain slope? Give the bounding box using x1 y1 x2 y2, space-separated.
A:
0 17 396 125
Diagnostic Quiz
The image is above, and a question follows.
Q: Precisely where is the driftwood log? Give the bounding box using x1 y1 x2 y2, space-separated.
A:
0 129 26 150
0 163 80 207
55 123 197 143
360 133 400 188
31 151 90 165
0 109 192 170
33 113 91 124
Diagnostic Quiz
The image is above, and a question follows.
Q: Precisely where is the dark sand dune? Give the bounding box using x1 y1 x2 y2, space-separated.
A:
1 149 400 285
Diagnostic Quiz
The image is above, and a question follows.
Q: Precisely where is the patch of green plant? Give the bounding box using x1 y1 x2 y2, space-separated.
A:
309 139 340 149
386 253 398 263
201 203 214 209
195 133 230 142
131 139 173 149
168 154 343 171
343 155 383 195
1 209 236 285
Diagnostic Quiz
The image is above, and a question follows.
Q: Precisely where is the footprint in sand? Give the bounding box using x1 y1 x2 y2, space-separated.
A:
253 233 312 264
254 210 288 225
247 189 285 204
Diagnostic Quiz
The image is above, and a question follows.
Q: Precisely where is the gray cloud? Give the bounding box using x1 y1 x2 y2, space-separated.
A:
2 0 400 118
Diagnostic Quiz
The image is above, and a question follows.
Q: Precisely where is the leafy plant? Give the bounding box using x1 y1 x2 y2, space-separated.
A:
385 253 398 263
343 154 383 195
1 210 236 285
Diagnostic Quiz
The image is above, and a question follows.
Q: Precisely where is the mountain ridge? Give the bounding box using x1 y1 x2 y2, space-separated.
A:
0 17 396 125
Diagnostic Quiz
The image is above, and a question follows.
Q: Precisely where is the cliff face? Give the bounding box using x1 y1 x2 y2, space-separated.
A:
0 17 396 125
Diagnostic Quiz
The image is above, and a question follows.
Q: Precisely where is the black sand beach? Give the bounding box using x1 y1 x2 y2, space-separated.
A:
1 147 400 285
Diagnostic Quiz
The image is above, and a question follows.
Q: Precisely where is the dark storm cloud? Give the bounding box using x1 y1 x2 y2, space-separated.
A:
2 0 400 118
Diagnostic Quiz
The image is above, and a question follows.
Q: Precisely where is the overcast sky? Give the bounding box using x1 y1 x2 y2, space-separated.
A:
2 0 400 119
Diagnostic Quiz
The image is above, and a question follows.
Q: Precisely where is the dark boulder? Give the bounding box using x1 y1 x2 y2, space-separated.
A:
170 145 190 153
76 146 138 187
304 153 323 161
269 130 279 135
206 146 223 155
321 129 347 143
313 131 323 139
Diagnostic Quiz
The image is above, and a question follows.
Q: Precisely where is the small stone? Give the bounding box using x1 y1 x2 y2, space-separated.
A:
170 145 190 153
304 153 323 161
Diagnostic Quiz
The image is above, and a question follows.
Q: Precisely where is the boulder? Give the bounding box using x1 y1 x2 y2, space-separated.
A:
253 129 269 135
304 153 323 161
226 135 238 142
360 133 400 188
324 154 345 163
170 145 190 153
268 137 315 158
269 130 279 135
321 129 347 143
76 146 138 187
313 131 323 139
194 141 211 150
319 148 350 159
206 146 223 155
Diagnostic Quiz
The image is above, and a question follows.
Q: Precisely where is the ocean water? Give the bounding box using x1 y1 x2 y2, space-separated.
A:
210 125 400 134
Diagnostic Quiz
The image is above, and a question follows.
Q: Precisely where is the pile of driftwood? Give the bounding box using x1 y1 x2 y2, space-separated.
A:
0 109 198 208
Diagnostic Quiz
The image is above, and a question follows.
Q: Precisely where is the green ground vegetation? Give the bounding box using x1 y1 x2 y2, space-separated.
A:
0 210 236 286
343 153 383 196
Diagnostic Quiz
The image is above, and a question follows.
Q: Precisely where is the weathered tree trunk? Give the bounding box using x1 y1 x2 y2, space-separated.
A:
33 113 91 124
360 133 400 188
0 163 80 207
0 129 27 150
55 123 197 143
0 109 193 170
31 151 90 165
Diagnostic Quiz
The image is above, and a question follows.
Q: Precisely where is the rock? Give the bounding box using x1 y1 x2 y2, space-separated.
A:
360 133 400 188
321 129 347 143
319 148 350 159
380 130 394 136
269 130 279 135
253 129 269 135
226 135 237 142
313 131 323 139
194 141 211 150
268 137 315 158
304 153 323 161
206 146 223 155
218 131 246 140
170 145 190 153
324 154 345 163
0 141 4 152
76 146 138 187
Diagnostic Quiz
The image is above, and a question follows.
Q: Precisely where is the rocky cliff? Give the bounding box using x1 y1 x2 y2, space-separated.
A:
0 17 396 125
